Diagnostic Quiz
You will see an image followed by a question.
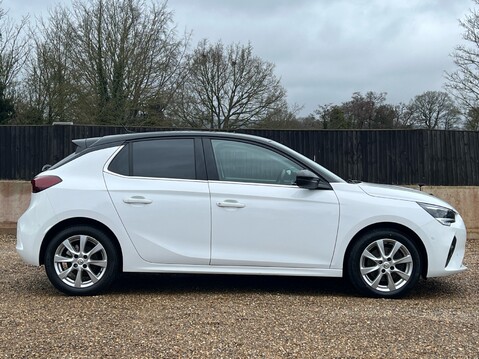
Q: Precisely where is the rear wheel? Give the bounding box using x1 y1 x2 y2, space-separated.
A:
44 226 119 295
347 229 421 298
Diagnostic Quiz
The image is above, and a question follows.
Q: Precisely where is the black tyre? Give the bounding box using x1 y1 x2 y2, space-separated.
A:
44 226 119 296
346 229 421 298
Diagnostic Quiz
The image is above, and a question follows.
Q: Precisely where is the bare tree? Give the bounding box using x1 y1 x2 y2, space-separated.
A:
392 103 414 128
407 91 461 129
0 3 29 123
19 7 76 123
445 0 479 118
23 0 187 125
342 92 397 129
315 92 397 129
464 107 479 130
256 103 309 129
173 40 287 129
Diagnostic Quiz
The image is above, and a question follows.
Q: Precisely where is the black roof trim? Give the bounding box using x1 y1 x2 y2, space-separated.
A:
75 131 276 149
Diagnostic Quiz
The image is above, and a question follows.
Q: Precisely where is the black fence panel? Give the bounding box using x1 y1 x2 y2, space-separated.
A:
240 129 432 185
1 125 478 185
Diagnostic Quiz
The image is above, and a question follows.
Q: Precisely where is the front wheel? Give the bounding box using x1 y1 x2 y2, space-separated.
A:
347 229 421 298
44 226 119 296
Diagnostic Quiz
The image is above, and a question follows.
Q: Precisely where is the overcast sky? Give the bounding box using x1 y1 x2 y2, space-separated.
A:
3 0 473 115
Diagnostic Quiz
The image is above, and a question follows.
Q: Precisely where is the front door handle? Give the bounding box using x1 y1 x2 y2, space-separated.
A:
216 200 246 208
123 196 152 205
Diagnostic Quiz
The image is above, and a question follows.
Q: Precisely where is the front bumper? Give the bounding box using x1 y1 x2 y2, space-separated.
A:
424 213 467 278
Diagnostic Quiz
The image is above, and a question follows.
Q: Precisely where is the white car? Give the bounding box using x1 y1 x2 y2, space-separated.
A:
16 132 467 297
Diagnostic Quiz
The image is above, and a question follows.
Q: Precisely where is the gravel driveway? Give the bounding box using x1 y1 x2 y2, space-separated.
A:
1 234 478 358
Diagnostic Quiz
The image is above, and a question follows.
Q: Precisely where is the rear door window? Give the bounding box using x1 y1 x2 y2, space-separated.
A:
108 138 196 179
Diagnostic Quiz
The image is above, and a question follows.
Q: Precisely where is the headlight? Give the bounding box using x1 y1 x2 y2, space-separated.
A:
417 202 456 226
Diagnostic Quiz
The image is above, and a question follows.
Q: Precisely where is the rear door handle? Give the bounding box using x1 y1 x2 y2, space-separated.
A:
123 196 152 205
216 200 246 208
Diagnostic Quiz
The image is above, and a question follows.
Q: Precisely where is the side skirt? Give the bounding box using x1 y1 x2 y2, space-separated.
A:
122 264 343 278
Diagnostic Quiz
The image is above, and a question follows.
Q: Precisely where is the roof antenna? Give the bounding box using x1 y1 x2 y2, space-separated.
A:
122 123 135 133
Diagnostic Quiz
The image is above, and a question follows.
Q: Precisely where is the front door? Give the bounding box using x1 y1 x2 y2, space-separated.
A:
208 139 340 268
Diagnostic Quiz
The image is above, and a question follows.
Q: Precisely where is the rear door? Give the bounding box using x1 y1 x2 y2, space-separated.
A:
104 137 211 264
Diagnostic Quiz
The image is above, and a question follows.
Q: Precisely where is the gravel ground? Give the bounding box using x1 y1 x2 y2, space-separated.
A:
1 235 478 358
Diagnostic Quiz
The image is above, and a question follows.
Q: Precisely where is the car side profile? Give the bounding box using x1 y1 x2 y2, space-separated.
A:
16 131 467 297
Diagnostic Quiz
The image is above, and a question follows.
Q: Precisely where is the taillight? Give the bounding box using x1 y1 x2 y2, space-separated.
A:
31 175 63 193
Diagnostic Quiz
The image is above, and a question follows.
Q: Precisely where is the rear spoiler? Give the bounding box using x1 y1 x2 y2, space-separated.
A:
72 137 101 153
41 136 114 172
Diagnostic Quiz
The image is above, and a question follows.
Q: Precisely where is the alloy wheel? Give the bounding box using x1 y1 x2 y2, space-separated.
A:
359 238 414 293
53 235 108 288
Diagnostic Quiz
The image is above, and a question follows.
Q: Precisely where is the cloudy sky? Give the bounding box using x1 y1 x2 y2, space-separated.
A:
3 0 473 115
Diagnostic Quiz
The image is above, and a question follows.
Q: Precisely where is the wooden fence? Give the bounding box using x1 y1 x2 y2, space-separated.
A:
1 125 478 185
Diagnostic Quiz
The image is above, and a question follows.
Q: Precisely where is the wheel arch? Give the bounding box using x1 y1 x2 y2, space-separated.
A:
39 217 123 269
342 222 428 278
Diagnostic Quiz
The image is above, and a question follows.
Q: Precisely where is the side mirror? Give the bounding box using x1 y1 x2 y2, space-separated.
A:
295 170 332 190
295 170 320 189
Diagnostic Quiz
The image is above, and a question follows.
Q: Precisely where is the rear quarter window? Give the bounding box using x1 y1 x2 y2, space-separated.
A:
108 145 129 175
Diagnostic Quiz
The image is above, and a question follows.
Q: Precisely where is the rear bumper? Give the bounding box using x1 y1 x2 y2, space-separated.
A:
16 192 55 266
